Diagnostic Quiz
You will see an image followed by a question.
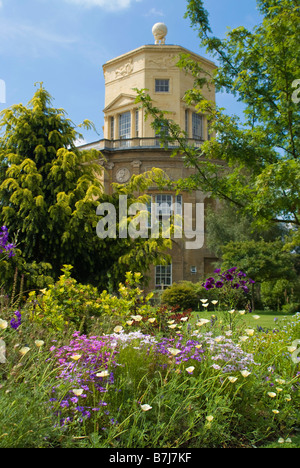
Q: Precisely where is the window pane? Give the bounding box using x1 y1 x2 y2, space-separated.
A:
119 112 131 139
155 79 170 92
192 112 203 140
155 194 172 216
135 110 139 137
185 109 189 136
155 264 172 287
110 117 114 140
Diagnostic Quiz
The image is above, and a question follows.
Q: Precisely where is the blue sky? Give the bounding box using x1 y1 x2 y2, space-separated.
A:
0 0 262 143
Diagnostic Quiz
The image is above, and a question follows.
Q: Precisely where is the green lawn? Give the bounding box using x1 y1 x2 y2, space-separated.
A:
192 309 298 330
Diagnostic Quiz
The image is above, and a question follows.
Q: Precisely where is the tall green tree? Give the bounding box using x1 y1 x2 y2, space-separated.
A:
0 84 170 291
136 0 300 248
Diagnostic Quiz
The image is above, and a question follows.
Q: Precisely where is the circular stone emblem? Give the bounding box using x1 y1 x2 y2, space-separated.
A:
116 167 130 183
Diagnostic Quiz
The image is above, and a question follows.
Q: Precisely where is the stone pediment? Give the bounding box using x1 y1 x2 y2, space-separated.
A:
104 93 137 113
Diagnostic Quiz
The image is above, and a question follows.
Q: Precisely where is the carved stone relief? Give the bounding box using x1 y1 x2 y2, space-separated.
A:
115 59 134 79
116 167 131 183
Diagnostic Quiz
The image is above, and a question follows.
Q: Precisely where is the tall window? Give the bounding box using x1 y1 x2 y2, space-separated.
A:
192 112 203 140
119 112 131 143
147 194 182 227
135 110 139 137
110 116 114 140
185 109 189 136
155 264 172 288
155 79 170 93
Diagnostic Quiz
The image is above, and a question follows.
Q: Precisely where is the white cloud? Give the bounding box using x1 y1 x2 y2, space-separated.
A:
64 0 141 11
0 19 78 58
144 7 164 17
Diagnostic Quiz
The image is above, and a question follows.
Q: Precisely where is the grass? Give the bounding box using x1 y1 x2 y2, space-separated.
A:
193 309 296 330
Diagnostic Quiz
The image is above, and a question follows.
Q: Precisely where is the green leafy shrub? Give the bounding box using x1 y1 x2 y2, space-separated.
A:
97 271 154 319
161 281 200 311
27 265 101 332
27 268 154 332
261 278 300 312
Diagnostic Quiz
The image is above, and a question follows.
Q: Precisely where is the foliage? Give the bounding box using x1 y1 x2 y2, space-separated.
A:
27 265 101 332
161 281 201 310
26 268 155 332
96 271 154 321
261 278 300 312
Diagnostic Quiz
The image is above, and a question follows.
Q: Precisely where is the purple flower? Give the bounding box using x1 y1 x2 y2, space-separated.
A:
215 281 223 288
10 310 22 330
225 273 234 281
0 226 16 258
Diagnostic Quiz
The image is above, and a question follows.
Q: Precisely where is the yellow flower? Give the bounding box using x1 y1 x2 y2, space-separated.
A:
272 410 279 414
228 376 238 383
202 303 209 308
180 317 189 322
285 395 292 402
126 320 134 326
114 326 123 333
131 315 143 322
35 340 44 347
239 336 249 342
206 415 214 422
186 366 195 374
196 318 210 326
252 315 260 320
278 438 285 444
267 392 277 398
214 336 224 343
245 329 255 336
141 404 152 412
239 310 246 315
0 319 8 330
195 344 202 349
167 320 175 324
167 348 181 356
211 300 218 305
276 387 283 392
19 347 30 356
200 299 208 303
275 379 286 385
71 354 82 361
287 345 297 353
240 370 251 378
72 389 84 396
148 318 156 323
228 309 235 314
168 324 177 329
96 370 110 378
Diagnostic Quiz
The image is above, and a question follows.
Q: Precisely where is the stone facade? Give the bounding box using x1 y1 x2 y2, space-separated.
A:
80 28 219 291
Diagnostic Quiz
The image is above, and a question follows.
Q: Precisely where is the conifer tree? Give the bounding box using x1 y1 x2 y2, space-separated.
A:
0 84 170 290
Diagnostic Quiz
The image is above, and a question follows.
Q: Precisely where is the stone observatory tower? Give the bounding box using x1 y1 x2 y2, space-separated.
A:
79 24 218 291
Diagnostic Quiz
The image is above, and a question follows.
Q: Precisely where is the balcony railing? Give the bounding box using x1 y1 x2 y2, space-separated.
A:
79 137 204 152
